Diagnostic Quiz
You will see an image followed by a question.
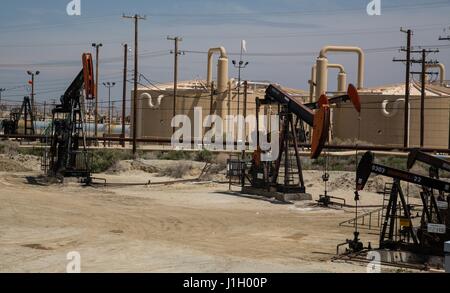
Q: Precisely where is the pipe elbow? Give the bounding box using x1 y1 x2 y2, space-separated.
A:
381 98 405 118
208 46 228 59
140 92 164 109
320 46 364 58
328 63 346 73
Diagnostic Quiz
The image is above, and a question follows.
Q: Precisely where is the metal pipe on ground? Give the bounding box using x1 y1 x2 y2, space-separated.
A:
3 134 450 154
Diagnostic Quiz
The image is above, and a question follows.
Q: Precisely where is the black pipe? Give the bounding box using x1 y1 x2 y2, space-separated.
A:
2 134 450 154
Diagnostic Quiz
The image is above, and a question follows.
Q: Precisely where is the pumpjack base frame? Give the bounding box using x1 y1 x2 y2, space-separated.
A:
241 186 312 202
335 249 444 271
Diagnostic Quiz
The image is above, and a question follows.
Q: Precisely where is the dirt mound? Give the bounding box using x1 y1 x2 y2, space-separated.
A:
0 140 19 155
326 171 422 197
12 154 41 171
0 153 41 172
325 172 391 193
106 158 227 181
107 160 161 174
0 157 31 172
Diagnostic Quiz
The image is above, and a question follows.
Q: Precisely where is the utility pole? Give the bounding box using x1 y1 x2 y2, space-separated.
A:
393 28 412 148
122 43 129 148
167 36 183 134
92 43 103 140
439 34 450 147
123 14 146 156
0 88 5 117
232 59 249 117
0 88 5 104
27 70 39 116
410 48 439 147
242 81 248 158
420 49 426 148
103 82 116 146
112 101 115 124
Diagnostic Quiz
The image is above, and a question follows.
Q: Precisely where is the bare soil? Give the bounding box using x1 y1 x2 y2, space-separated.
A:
0 157 421 273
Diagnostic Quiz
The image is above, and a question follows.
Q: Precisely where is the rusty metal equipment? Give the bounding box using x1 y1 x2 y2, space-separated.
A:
355 151 450 255
227 84 331 198
42 53 95 183
227 84 361 200
1 96 35 136
314 84 361 208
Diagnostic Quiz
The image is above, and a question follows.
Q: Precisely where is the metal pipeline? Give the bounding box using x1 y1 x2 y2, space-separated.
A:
425 63 446 86
310 63 347 102
140 92 164 109
4 134 450 154
207 47 229 93
316 46 365 100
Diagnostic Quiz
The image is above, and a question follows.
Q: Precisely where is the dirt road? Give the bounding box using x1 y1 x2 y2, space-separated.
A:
0 170 388 272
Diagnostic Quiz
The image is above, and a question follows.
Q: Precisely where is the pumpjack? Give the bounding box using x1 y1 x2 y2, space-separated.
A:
228 83 360 201
1 96 35 136
406 149 450 254
42 53 95 183
355 151 450 255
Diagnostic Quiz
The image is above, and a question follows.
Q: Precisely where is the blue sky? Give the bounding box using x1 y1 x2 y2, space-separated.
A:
0 0 450 110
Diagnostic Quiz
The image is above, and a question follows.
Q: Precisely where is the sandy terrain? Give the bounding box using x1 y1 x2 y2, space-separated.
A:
0 159 420 273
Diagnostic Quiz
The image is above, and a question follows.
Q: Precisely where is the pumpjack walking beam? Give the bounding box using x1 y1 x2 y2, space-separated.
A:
304 84 361 113
294 84 361 145
264 84 331 159
407 149 450 173
357 152 450 193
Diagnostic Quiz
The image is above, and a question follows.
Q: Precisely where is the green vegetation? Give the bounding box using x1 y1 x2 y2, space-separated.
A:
90 149 134 173
303 156 357 172
303 154 423 173
17 147 44 157
156 150 192 161
194 149 213 163
377 156 407 171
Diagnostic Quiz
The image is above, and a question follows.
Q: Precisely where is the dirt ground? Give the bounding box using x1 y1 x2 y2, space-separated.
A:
0 158 420 273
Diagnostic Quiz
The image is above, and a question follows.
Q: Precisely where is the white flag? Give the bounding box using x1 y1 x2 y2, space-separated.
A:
241 40 247 53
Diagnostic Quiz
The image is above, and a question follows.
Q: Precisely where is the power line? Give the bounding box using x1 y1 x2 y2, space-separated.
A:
0 50 170 68
145 1 450 17
183 44 450 58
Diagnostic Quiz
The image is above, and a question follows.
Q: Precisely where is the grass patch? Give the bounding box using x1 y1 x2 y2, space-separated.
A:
302 155 413 172
17 147 44 157
377 156 407 170
156 150 192 161
0 140 18 155
194 149 213 163
90 149 134 173
303 156 357 172
159 162 193 178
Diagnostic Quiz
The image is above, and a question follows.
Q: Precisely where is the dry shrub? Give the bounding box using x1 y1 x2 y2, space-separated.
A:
160 162 193 178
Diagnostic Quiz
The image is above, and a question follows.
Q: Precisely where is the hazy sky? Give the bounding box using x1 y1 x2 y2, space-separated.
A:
0 0 449 108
